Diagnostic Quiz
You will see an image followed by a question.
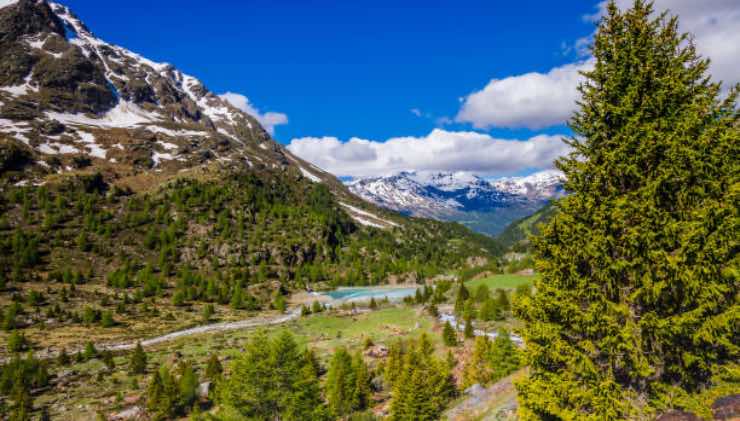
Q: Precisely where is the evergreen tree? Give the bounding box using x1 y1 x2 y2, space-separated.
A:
202 303 214 323
102 350 115 371
83 342 97 360
352 352 371 411
178 362 199 409
146 371 164 413
463 336 492 388
489 329 519 382
7 331 27 353
479 298 501 321
389 334 456 421
229 287 243 310
453 282 470 314
311 300 323 314
205 354 223 381
515 2 739 419
322 348 372 416
427 303 439 317
326 347 360 417
217 331 327 420
442 321 458 347
384 340 405 386
474 284 490 302
130 342 147 374
463 317 474 339
494 289 510 313
100 311 115 328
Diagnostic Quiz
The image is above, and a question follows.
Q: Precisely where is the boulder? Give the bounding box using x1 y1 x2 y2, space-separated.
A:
109 405 143 421
197 381 211 399
655 410 701 421
712 394 740 420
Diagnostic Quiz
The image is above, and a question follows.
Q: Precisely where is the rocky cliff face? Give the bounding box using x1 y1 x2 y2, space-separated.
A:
0 0 338 193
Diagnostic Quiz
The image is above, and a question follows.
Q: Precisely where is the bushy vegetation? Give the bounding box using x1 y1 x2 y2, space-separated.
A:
0 353 49 420
515 1 739 419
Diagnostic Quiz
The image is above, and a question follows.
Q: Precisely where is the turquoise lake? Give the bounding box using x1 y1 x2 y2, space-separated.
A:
323 287 418 303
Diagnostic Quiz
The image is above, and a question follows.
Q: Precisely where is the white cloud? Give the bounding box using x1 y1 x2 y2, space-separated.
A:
455 60 593 130
219 92 288 135
410 108 422 117
287 129 570 178
590 0 740 88
457 1 739 130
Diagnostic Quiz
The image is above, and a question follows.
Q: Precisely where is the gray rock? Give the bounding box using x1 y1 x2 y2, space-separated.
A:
712 394 740 420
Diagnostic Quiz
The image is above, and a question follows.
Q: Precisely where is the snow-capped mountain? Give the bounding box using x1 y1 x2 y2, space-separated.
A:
0 0 408 230
0 0 337 189
492 170 565 199
347 170 565 235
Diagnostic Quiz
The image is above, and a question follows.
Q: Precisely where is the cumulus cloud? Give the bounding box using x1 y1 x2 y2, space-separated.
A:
456 1 739 130
588 0 740 88
286 129 570 178
455 60 593 130
219 92 288 135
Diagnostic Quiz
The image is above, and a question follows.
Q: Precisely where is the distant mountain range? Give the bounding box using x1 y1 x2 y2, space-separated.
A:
347 170 565 235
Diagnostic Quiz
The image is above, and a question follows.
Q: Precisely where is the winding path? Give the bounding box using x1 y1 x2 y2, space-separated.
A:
105 308 301 351
1 309 301 363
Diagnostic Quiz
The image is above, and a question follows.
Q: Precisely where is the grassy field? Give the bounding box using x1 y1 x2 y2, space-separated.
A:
465 274 537 291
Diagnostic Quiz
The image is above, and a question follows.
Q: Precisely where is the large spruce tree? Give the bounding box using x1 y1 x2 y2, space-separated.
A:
515 1 738 419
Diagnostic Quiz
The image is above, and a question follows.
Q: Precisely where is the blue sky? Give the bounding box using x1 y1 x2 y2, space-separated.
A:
59 0 739 177
60 0 594 140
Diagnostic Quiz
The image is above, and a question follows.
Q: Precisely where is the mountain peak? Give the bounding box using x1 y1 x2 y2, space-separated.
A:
0 0 320 188
347 169 565 235
0 0 66 42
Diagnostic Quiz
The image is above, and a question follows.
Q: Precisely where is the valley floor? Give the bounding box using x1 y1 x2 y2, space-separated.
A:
16 275 536 420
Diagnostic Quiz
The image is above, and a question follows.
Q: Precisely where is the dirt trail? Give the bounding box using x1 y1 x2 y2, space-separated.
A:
2 308 301 363
105 308 301 351
444 370 523 421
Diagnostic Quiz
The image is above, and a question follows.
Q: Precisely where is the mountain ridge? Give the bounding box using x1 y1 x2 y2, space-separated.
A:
346 169 565 235
0 0 422 231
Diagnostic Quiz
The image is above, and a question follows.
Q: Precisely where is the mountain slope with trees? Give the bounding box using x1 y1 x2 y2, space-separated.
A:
0 0 502 360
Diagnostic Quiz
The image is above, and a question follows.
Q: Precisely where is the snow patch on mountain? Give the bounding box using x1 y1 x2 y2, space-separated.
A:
298 166 322 183
340 202 399 227
46 101 161 128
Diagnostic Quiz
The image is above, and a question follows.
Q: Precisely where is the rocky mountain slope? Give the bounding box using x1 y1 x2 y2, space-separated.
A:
0 0 420 230
347 170 565 235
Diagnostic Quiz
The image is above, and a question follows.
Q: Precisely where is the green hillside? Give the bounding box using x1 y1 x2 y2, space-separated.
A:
496 201 557 252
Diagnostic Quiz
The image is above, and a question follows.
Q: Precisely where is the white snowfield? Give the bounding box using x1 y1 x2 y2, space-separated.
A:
46 101 161 129
299 166 322 183
340 202 399 228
